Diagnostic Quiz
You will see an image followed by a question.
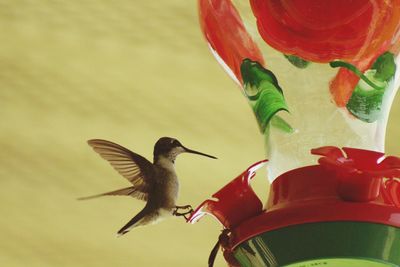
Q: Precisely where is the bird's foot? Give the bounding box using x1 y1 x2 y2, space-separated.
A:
175 204 193 210
174 204 193 213
173 205 194 221
175 211 192 220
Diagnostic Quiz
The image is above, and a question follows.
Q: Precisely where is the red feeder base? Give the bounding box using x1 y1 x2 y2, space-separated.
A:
231 165 400 266
189 147 400 266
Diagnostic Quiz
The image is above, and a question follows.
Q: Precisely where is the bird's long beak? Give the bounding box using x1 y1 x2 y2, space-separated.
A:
182 146 217 159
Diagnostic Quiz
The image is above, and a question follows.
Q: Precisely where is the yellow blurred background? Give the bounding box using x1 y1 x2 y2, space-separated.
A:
1 1 399 266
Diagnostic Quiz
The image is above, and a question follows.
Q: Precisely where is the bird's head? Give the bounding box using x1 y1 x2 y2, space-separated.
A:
153 137 217 163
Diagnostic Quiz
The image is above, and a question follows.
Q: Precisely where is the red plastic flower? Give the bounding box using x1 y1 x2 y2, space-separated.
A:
188 160 267 228
312 146 400 202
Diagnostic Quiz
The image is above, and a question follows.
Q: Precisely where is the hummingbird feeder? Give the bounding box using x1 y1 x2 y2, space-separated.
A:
189 1 400 266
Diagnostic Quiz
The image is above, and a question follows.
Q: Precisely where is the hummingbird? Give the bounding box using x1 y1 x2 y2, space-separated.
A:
80 137 217 236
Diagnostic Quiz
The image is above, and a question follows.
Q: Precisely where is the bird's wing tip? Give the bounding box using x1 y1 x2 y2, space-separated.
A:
76 196 95 201
87 139 100 145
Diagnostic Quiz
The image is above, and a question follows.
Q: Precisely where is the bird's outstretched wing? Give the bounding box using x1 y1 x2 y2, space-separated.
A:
87 139 154 200
77 186 148 201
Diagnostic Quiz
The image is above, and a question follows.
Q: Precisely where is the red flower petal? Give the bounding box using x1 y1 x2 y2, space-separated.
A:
385 180 400 207
329 67 362 107
311 146 344 159
187 160 267 228
199 0 264 84
379 156 400 170
342 147 384 169
250 0 400 63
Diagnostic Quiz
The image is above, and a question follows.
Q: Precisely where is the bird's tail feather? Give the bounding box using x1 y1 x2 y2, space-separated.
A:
117 208 150 236
77 186 135 200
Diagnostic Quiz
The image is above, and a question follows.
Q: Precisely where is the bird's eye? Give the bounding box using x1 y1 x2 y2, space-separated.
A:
172 140 180 146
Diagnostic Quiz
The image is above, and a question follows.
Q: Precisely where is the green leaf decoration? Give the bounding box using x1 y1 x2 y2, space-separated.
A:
253 81 289 131
241 59 282 93
329 61 381 90
346 70 386 123
371 52 396 82
240 59 289 133
330 52 397 123
284 54 310 69
271 115 294 133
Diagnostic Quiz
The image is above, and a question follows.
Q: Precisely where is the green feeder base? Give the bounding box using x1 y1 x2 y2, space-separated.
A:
234 221 400 267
